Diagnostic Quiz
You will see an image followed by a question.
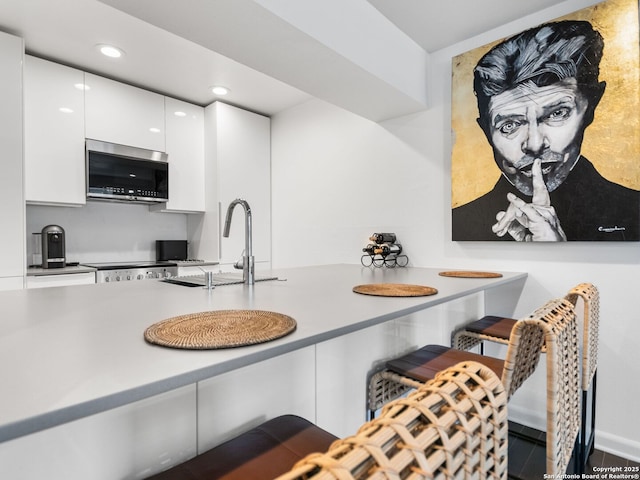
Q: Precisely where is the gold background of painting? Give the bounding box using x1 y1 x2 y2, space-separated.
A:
451 0 640 208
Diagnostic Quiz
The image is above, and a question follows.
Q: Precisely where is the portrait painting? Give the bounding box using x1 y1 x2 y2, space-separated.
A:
451 0 640 241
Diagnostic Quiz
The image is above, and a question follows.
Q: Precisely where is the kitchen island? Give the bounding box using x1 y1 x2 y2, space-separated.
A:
0 264 526 479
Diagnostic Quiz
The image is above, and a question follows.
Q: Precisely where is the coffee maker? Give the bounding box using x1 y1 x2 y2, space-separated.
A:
41 225 66 269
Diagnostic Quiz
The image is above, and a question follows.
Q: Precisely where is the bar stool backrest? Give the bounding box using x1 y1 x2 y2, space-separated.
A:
526 298 580 476
277 361 509 480
501 318 545 399
564 283 599 391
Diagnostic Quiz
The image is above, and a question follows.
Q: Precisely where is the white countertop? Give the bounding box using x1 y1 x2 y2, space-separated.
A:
0 264 526 443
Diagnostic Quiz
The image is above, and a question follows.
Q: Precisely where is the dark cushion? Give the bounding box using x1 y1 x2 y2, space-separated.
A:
386 344 505 383
464 315 516 339
147 415 337 480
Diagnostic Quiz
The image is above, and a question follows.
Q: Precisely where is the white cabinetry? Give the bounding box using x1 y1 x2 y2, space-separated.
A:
24 56 86 206
188 102 270 267
0 32 25 288
0 385 196 479
151 98 205 213
26 272 96 289
84 73 165 152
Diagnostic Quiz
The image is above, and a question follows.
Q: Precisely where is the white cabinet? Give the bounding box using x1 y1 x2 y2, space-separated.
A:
188 102 270 267
0 385 196 480
217 103 271 267
151 98 205 213
26 272 96 289
0 277 23 292
24 56 86 206
0 32 25 284
84 73 165 152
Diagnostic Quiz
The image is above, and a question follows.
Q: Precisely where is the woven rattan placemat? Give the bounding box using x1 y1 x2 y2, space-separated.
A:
144 310 297 349
438 271 503 278
352 283 438 297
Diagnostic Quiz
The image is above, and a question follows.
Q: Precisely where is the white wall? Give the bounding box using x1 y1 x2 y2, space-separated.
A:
271 0 640 461
26 203 187 264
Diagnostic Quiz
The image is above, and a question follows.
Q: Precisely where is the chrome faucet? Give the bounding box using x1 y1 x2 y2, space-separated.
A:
223 198 254 285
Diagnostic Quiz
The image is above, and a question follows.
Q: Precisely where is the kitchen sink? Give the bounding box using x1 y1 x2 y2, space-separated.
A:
162 272 278 287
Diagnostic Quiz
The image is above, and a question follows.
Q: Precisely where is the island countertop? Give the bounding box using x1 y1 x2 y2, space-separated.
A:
0 264 526 443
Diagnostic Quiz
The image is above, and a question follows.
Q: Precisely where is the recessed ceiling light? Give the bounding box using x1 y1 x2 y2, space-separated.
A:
97 44 125 58
211 86 230 96
59 107 74 114
149 127 161 133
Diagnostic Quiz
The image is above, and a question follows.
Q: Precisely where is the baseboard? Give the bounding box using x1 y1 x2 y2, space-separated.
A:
508 403 545 431
595 430 640 463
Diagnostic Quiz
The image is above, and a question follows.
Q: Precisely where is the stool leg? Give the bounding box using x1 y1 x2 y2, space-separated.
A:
580 388 587 474
579 370 597 474
590 372 597 456
573 434 581 474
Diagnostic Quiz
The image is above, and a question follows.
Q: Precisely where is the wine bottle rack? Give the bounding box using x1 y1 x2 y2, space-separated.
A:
361 232 409 268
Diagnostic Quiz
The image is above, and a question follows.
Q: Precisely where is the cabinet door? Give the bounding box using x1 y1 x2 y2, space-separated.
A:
154 98 205 213
216 103 271 266
24 56 86 206
0 32 25 281
26 272 96 289
84 73 165 151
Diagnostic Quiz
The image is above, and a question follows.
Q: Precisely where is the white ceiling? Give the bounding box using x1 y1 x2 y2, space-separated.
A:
368 0 565 53
0 0 566 120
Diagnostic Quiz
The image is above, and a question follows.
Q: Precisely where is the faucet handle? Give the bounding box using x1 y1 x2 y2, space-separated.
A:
234 250 245 270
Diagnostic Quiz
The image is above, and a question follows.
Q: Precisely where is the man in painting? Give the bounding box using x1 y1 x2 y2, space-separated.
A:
452 20 639 241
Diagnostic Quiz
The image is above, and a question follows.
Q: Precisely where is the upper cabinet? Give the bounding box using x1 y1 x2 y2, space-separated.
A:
84 73 165 152
24 56 86 206
197 102 271 267
24 60 207 210
151 98 205 213
0 32 25 287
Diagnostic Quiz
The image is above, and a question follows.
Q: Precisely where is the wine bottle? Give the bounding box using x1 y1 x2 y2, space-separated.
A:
362 244 377 255
373 243 402 255
369 233 396 244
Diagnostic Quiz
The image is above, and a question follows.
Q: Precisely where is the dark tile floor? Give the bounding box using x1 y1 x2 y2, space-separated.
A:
508 422 640 479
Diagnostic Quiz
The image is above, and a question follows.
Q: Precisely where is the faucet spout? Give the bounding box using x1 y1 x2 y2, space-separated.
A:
223 198 254 285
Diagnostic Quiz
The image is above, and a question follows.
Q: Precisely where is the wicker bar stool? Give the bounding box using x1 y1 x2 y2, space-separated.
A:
367 300 552 419
279 360 509 480
149 361 508 480
367 297 579 476
452 283 599 473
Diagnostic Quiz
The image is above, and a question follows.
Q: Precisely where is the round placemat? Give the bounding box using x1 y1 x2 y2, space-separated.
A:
352 283 438 297
144 310 297 349
438 271 503 278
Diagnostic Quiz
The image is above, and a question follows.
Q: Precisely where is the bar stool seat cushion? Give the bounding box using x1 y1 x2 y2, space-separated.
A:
147 415 337 480
386 344 505 383
463 315 516 338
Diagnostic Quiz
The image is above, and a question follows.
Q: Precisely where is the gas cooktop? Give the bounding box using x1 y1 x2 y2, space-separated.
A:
80 261 179 283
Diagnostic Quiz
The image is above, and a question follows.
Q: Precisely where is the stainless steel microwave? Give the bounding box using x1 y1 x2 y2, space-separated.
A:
86 139 169 204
